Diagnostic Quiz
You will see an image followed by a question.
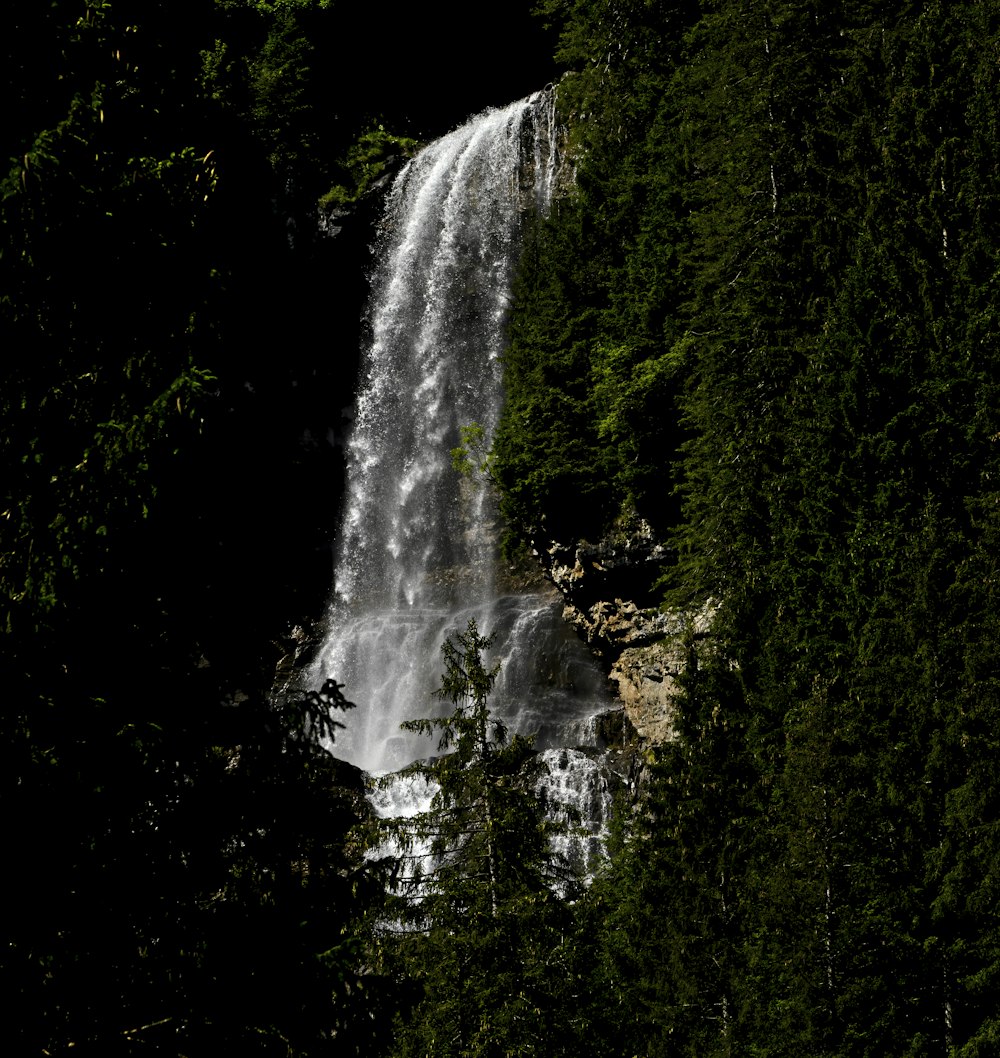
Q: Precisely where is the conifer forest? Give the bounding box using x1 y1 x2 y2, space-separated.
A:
5 2 1000 1056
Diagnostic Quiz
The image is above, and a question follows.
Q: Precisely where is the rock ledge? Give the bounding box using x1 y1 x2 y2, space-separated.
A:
533 518 712 745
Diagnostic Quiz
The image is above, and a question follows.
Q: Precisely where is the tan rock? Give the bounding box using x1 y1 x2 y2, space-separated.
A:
611 642 681 743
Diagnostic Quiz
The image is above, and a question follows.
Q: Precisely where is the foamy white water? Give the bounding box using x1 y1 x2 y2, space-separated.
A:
310 91 611 776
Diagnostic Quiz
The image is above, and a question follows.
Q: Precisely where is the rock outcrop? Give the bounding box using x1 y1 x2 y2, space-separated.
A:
533 517 712 746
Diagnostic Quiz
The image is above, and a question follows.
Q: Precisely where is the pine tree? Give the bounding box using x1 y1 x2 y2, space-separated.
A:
372 618 575 1058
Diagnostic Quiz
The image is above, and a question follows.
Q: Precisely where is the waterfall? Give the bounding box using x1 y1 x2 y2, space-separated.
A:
538 748 614 884
310 90 611 777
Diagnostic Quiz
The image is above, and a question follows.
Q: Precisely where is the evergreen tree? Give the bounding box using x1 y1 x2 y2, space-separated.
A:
504 3 1000 1055
0 2 397 1051
372 618 575 1058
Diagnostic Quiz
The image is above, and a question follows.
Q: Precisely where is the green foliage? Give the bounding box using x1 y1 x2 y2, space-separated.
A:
12 0 1000 1051
371 619 577 1057
495 2 698 543
499 2 1000 1055
0 1 403 1052
493 207 618 543
319 123 419 211
449 421 495 485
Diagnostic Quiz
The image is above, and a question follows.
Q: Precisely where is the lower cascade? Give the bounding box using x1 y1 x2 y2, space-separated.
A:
309 91 613 852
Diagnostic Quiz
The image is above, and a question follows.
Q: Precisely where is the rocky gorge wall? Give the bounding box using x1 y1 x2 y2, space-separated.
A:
530 517 714 749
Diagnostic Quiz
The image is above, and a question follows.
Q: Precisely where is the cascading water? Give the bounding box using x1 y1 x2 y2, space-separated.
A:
310 92 612 803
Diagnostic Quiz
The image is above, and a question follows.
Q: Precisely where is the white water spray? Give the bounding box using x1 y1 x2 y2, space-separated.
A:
311 91 611 779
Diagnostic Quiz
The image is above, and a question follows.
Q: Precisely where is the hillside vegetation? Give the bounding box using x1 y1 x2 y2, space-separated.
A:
5 1 1000 1055
496 2 1000 1054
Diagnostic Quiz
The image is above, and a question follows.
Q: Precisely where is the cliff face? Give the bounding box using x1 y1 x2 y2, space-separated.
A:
533 518 711 745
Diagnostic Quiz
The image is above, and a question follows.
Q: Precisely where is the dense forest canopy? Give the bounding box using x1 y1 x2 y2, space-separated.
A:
5 0 1000 1055
496 1 1000 1055
1 2 553 1053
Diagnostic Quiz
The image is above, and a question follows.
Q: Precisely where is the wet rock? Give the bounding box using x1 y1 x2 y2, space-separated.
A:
530 514 714 748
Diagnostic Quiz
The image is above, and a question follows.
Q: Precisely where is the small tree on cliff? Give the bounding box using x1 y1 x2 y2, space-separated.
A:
374 617 576 1057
